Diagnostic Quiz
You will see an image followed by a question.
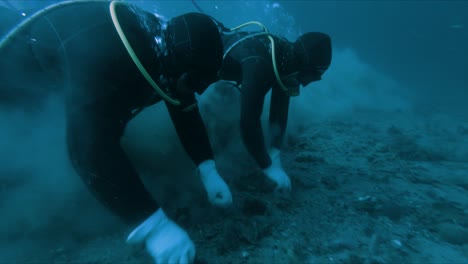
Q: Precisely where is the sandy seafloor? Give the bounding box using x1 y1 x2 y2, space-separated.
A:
1 89 467 264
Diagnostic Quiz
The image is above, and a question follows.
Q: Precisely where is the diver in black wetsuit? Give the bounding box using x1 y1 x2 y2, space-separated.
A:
219 30 332 191
0 1 232 263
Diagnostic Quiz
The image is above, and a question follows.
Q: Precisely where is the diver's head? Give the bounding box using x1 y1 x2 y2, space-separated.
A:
165 12 223 94
293 32 332 87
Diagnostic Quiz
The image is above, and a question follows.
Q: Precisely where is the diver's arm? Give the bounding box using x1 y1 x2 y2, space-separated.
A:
165 81 232 207
165 97 213 166
240 59 272 169
269 85 290 149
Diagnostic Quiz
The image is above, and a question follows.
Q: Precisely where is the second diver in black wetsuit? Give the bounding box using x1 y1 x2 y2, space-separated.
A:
219 29 332 192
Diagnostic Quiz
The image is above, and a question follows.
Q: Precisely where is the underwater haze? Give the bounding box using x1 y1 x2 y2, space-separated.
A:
0 1 467 263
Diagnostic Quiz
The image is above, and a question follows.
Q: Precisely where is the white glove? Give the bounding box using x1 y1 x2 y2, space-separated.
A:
127 209 195 264
198 159 233 207
262 148 292 192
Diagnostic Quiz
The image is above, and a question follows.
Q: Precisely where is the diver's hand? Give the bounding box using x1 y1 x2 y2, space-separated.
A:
198 159 233 207
262 148 292 192
127 209 195 264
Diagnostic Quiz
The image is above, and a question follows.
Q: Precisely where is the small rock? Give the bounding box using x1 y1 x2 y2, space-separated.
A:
391 239 403 249
242 197 267 216
328 239 357 251
353 196 380 214
432 223 468 245
320 175 339 190
295 154 325 163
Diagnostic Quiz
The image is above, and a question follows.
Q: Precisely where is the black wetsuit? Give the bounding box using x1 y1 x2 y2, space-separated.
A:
0 2 214 224
220 33 294 169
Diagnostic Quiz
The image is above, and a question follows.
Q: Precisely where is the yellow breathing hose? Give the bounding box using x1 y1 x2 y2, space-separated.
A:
231 21 268 32
227 21 295 94
109 1 181 106
268 34 294 94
